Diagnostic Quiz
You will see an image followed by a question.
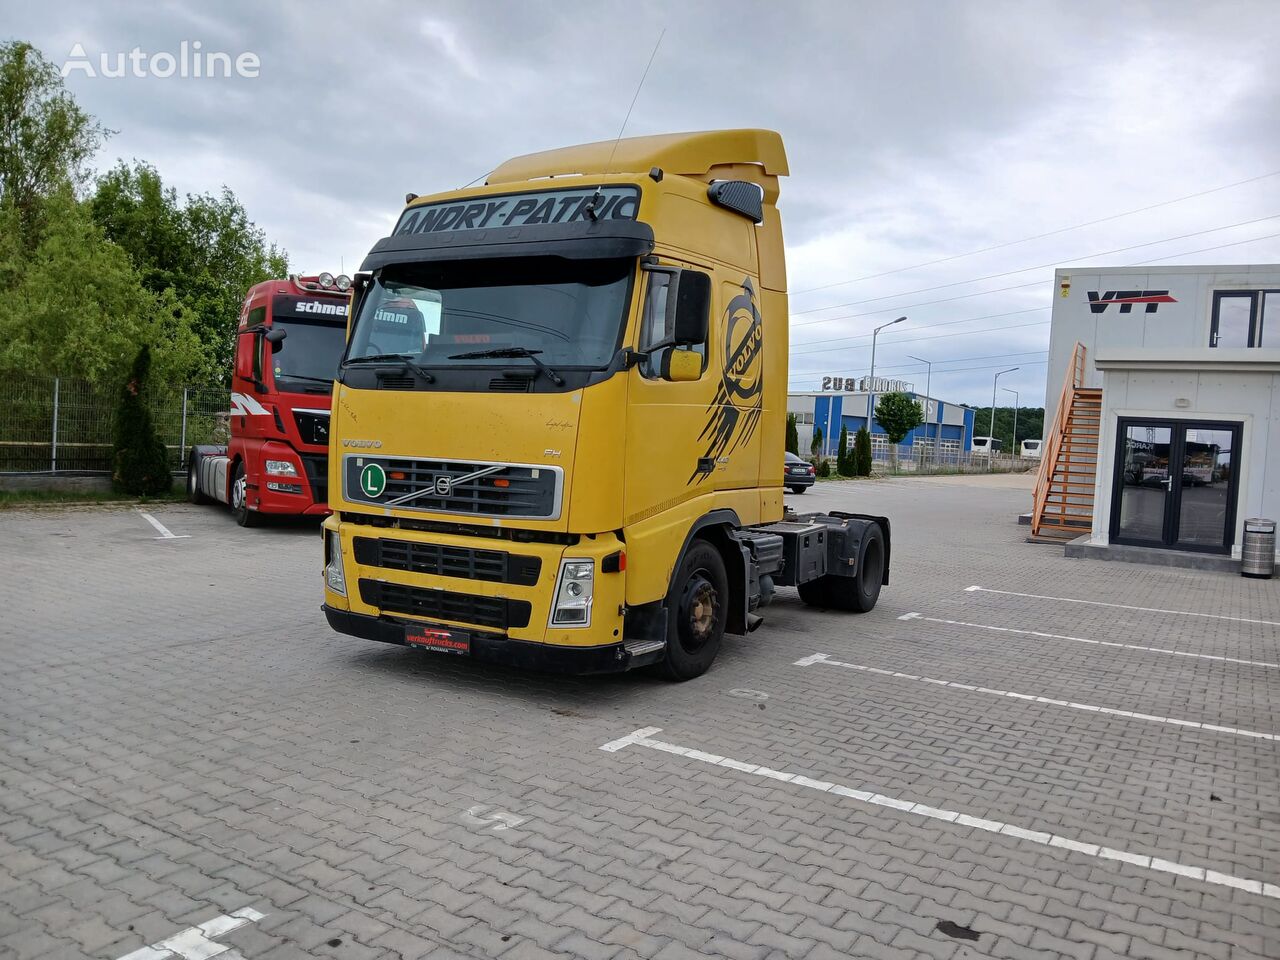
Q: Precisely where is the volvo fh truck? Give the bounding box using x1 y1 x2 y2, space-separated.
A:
322 130 890 679
188 274 349 525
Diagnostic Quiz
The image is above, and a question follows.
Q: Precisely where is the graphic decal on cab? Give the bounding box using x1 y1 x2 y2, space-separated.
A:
691 278 764 483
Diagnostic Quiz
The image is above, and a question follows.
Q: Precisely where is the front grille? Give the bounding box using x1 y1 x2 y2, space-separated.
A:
344 456 560 518
359 579 531 630
293 410 331 446
353 536 540 585
300 454 328 504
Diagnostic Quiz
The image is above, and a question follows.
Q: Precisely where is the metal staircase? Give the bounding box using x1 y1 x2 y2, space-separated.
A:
1032 343 1101 540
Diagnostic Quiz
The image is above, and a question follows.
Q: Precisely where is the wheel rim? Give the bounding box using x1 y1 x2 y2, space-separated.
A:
678 572 720 652
188 465 197 495
232 474 246 511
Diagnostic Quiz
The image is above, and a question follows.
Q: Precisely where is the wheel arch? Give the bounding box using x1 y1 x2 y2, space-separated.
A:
667 509 751 636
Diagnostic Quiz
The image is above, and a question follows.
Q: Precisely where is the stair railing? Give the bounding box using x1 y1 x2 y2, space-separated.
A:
1031 342 1086 535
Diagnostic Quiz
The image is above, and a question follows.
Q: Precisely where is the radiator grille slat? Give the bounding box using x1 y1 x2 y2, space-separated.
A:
352 537 540 585
344 456 559 518
359 579 531 630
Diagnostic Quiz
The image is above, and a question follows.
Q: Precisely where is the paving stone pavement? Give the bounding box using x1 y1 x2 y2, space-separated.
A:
1 477 1277 959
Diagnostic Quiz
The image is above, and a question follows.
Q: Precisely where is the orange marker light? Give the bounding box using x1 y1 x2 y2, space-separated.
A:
389 471 406 480
492 478 510 487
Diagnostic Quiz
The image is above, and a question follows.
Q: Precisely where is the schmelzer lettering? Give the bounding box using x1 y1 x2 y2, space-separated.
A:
392 187 640 236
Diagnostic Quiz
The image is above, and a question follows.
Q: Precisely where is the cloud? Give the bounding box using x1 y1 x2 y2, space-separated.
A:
8 0 1279 405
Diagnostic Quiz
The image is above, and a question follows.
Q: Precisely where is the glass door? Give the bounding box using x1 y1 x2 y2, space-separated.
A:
1111 420 1241 554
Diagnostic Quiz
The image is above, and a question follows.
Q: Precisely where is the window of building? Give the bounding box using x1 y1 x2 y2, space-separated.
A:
1210 290 1279 348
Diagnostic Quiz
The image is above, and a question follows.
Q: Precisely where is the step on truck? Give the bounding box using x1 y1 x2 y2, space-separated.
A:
322 130 890 679
188 274 350 526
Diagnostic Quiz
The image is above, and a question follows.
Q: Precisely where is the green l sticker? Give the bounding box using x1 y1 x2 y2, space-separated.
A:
360 463 386 497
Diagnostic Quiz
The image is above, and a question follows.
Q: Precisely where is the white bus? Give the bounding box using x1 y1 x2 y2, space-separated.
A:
1020 439 1043 459
971 436 1003 457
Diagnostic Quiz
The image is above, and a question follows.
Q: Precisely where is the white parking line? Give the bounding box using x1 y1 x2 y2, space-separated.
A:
794 653 1278 742
117 907 265 959
137 510 190 540
966 585 1280 627
599 727 1278 901
897 612 1280 670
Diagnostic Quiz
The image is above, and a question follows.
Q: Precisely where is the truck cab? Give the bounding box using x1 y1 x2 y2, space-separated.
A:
323 130 889 678
188 274 350 525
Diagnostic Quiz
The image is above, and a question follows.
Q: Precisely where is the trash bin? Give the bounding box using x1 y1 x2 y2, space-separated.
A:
1241 518 1276 579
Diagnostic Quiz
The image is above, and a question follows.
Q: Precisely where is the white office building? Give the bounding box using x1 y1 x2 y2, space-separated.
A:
1033 263 1279 569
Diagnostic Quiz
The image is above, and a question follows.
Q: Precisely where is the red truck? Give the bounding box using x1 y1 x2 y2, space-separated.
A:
187 273 350 525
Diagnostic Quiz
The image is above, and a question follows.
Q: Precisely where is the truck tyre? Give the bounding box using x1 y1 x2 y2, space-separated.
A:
231 462 261 528
658 540 728 681
187 455 211 505
798 523 884 613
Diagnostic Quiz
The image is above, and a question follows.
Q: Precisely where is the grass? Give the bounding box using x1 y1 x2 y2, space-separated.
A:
0 488 188 509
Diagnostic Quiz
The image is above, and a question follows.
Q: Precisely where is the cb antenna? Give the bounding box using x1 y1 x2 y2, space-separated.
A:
587 29 665 220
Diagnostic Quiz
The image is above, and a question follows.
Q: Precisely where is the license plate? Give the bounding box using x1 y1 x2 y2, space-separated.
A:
405 624 471 656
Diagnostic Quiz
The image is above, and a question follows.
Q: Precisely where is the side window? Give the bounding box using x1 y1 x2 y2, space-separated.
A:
1210 292 1254 348
248 306 266 382
638 269 709 379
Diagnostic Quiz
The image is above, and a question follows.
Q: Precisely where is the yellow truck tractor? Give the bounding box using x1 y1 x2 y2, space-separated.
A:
321 129 890 679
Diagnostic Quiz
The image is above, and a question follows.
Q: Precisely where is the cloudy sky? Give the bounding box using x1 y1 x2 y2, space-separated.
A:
10 0 1280 405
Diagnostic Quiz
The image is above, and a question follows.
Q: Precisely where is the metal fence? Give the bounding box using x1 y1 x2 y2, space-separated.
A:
0 375 231 474
815 439 1039 476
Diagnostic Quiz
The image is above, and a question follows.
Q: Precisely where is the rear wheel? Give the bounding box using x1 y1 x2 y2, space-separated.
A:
789 485 807 494
658 540 728 681
798 523 884 613
231 462 261 527
187 455 211 505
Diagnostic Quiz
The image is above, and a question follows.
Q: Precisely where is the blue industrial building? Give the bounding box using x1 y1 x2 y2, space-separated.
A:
787 391 976 456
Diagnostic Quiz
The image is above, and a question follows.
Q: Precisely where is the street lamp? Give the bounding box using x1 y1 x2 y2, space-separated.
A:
908 354 931 462
1002 386 1019 459
868 316 906 451
990 367 1019 469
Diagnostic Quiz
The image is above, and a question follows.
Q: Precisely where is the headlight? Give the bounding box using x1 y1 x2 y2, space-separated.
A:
550 559 594 626
325 530 347 596
318 271 335 288
335 274 351 291
265 459 298 476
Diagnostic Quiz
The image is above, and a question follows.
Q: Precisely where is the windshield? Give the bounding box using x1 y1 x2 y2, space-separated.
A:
347 257 634 369
271 316 346 389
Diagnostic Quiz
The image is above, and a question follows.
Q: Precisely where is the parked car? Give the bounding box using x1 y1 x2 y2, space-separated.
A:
785 451 815 493
1020 439 1043 459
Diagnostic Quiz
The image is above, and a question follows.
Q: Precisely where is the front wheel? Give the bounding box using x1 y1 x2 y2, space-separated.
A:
798 523 885 613
231 462 261 527
657 540 729 681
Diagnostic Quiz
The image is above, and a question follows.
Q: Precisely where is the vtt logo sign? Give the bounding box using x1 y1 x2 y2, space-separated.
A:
1087 290 1178 314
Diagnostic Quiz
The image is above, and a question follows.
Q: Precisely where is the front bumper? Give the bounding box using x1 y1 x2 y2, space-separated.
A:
324 604 640 674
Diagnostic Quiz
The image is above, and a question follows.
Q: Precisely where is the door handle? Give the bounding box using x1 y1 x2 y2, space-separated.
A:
1160 477 1174 488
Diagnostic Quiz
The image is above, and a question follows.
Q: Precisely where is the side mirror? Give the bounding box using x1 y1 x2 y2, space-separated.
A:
265 327 287 345
661 348 702 382
670 271 710 346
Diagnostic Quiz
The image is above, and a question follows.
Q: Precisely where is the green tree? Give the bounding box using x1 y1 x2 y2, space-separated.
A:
0 41 108 246
0 186 202 384
810 425 823 459
113 346 172 495
968 405 1045 451
785 413 799 455
92 162 289 382
874 392 924 445
854 426 872 476
837 424 852 477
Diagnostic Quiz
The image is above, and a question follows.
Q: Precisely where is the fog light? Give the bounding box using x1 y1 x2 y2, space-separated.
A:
335 274 351 291
550 558 594 627
318 271 335 288
325 530 347 596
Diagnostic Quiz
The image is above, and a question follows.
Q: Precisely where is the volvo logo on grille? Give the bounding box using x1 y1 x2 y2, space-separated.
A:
434 476 452 496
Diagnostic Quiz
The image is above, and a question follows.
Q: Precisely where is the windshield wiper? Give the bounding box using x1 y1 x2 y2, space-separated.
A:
343 353 435 383
447 347 565 386
275 373 334 386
